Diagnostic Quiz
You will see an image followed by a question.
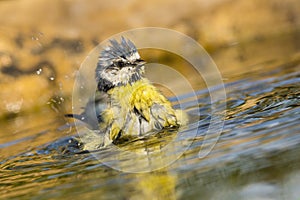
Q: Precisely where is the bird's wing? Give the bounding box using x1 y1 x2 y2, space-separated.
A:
131 84 178 129
65 91 109 129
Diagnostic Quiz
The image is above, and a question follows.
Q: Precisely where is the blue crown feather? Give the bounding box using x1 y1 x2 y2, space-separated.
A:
98 37 138 67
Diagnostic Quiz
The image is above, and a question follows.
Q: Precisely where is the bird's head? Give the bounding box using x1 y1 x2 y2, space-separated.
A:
96 37 146 92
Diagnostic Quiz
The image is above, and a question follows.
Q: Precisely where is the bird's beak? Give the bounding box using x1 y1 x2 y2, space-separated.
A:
136 59 146 66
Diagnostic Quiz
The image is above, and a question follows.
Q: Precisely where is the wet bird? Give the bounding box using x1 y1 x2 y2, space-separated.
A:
66 37 187 146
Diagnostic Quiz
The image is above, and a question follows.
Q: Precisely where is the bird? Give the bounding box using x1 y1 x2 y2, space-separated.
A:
66 37 187 146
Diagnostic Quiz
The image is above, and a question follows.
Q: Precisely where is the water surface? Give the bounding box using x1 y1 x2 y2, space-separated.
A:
1 35 300 200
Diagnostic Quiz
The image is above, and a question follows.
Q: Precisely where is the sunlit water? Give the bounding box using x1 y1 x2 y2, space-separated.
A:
1 38 300 199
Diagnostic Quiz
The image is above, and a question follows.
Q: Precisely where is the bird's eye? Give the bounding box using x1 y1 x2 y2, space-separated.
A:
117 61 125 67
114 61 125 68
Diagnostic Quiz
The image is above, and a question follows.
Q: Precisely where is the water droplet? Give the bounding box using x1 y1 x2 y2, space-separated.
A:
36 68 42 75
31 36 39 41
5 99 23 113
58 82 64 90
49 77 55 81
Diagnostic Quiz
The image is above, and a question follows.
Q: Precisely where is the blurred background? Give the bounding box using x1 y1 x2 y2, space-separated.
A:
0 0 299 118
0 0 300 199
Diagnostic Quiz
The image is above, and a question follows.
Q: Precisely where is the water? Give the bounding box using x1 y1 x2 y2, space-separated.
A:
1 39 300 199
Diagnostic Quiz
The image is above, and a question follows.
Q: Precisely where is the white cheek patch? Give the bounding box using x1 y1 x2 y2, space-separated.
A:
101 70 118 85
119 68 132 83
100 67 134 86
128 52 140 62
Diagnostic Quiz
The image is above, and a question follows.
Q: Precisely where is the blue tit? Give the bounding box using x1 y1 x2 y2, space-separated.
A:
67 37 187 146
